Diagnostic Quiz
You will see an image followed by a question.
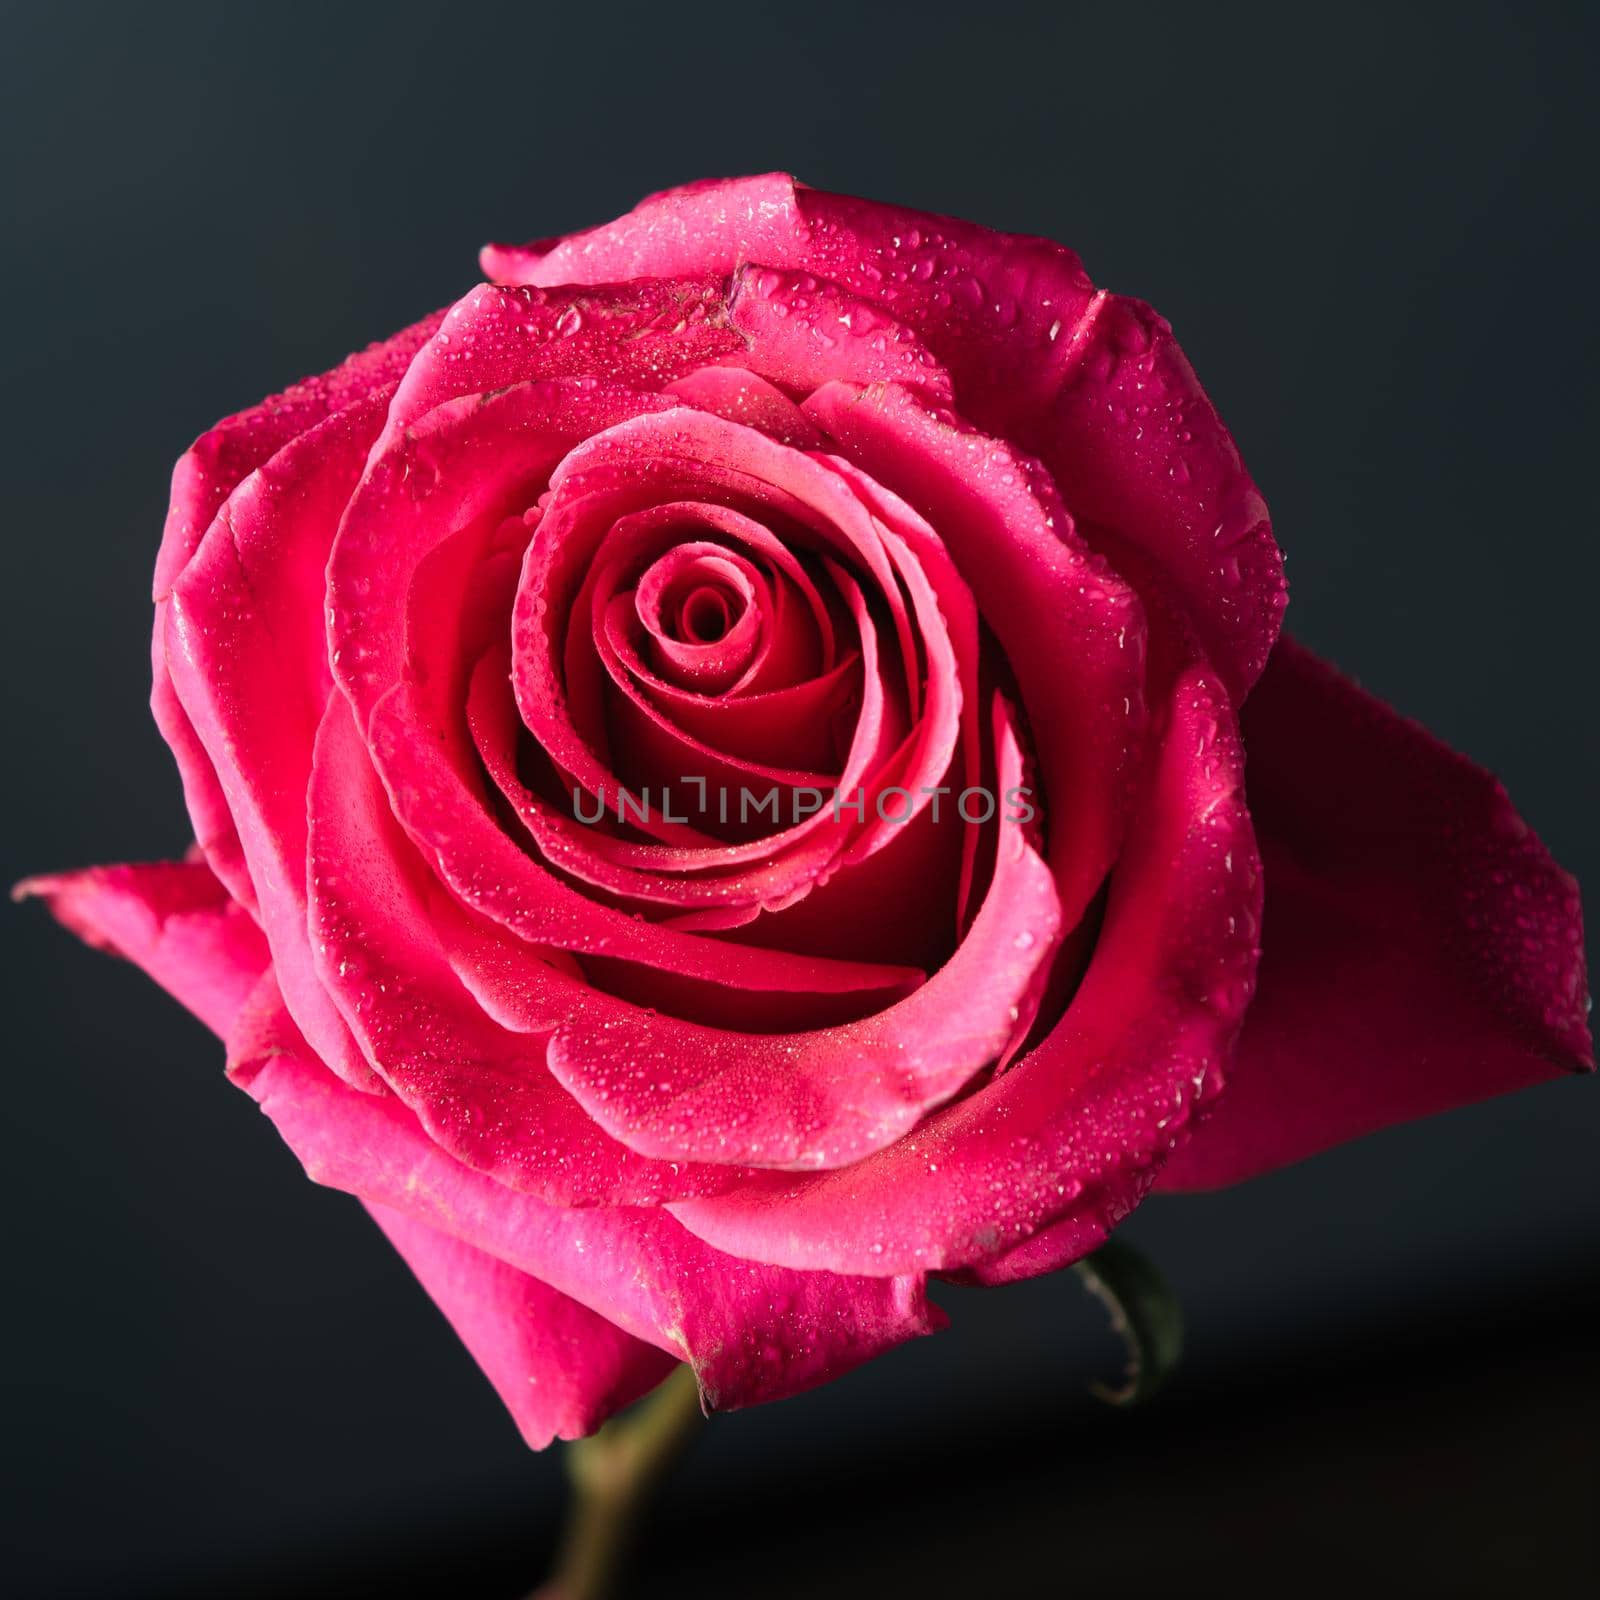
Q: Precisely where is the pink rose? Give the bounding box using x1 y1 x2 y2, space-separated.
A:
23 175 1590 1445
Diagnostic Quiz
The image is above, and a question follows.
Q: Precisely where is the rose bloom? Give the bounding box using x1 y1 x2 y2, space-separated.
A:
24 176 1590 1445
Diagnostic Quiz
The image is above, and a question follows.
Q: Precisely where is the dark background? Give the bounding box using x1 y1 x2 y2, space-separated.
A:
3 1 1596 1595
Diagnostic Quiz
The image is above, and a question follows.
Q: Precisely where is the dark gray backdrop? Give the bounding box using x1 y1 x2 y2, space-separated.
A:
3 2 1595 1595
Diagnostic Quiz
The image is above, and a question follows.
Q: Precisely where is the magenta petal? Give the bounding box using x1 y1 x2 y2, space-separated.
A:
379 278 742 446
17 859 267 1038
616 645 863 774
793 186 1284 700
523 408 923 715
367 675 921 999
233 1034 943 1411
633 544 764 685
663 367 827 449
153 310 442 600
504 174 1283 701
329 377 672 738
498 174 806 288
329 379 912 973
668 664 1261 1274
149 636 257 912
148 312 442 905
364 1202 676 1447
542 699 1061 1170
165 392 392 1092
304 695 744 1206
948 1206 1125 1288
466 649 856 926
725 263 954 402
515 471 872 858
804 381 1146 932
1034 293 1284 703
477 231 566 283
1158 637 1592 1191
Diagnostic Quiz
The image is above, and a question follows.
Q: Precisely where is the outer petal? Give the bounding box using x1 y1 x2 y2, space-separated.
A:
229 1012 944 1411
1159 637 1592 1190
378 278 742 447
364 1202 676 1448
154 310 444 598
722 263 953 402
483 174 805 287
165 391 394 1091
16 859 267 1038
150 311 444 905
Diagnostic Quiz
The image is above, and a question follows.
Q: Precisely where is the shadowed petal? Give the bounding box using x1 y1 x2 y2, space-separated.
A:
1158 637 1591 1189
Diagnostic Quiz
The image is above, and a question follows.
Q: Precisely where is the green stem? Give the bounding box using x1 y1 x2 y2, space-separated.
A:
532 1364 706 1600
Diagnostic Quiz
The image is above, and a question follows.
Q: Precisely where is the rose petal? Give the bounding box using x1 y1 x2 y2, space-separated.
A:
498 173 1283 700
149 310 443 905
668 663 1260 1273
632 543 766 690
1158 637 1592 1190
330 377 671 736
364 1201 676 1448
536 697 1061 1170
485 174 805 288
165 392 394 1091
724 263 953 403
611 641 862 774
518 407 921 738
367 669 925 997
380 278 743 446
231 1015 944 1411
304 694 745 1206
663 367 826 449
521 478 862 851
16 859 267 1038
804 380 1145 935
1033 293 1284 705
465 646 891 931
790 183 1283 696
154 310 443 600
149 637 257 911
